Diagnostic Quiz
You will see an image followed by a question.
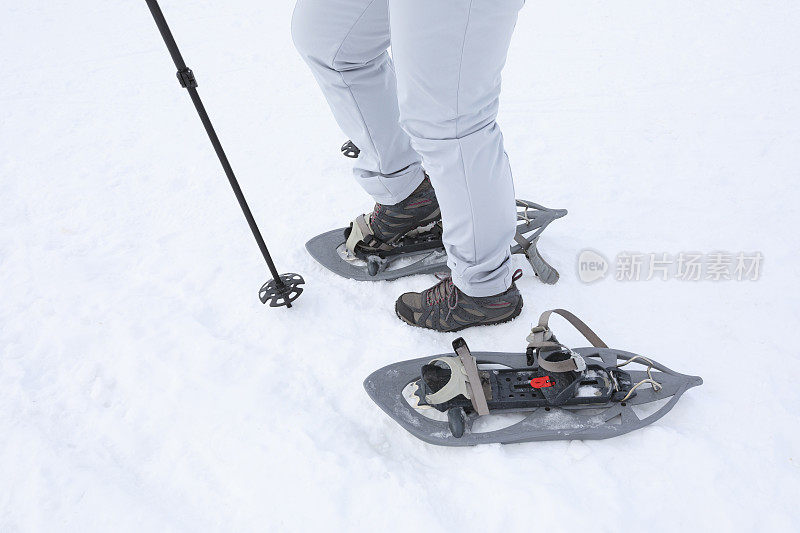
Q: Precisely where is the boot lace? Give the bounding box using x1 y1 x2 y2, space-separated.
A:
369 203 382 226
425 274 459 319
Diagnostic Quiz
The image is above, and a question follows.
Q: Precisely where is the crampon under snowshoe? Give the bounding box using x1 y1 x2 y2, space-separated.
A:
364 309 702 446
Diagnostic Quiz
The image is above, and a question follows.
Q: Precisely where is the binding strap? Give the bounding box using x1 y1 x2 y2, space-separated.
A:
424 357 471 406
345 214 392 255
423 339 490 416
453 338 490 416
526 309 608 373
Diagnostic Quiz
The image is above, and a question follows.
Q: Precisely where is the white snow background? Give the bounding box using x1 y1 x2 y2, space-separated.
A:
2 1 799 531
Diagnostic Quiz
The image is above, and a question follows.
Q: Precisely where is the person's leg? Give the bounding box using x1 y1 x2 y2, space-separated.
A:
291 0 424 205
389 0 523 297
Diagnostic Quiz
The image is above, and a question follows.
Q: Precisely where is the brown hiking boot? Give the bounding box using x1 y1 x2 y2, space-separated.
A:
395 271 524 332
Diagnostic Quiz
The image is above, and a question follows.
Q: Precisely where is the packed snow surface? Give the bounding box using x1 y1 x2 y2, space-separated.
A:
1 1 799 531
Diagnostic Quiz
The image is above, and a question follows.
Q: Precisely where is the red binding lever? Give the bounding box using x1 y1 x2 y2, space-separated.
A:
530 376 553 388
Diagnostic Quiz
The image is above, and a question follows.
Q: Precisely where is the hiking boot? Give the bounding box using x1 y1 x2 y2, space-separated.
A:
395 271 524 332
345 176 441 255
371 176 440 243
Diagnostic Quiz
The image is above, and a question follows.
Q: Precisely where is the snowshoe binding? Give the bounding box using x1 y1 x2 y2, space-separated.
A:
364 309 702 446
306 198 567 282
343 176 442 274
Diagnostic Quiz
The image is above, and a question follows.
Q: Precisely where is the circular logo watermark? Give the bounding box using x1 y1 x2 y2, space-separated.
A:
577 249 609 283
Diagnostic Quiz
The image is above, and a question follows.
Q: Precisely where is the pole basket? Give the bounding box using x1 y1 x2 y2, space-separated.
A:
259 274 305 308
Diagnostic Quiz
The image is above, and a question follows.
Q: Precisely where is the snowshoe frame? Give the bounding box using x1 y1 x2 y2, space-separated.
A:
363 310 702 446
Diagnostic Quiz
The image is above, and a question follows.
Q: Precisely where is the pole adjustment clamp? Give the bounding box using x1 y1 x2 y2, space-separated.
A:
176 67 198 88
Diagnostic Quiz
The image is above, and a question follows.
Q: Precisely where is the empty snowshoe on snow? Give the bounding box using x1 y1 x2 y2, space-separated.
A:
364 309 702 446
306 199 567 283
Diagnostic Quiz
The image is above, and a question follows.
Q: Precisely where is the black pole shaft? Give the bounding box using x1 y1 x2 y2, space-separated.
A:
144 0 285 288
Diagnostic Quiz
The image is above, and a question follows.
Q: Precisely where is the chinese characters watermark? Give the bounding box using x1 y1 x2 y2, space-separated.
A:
578 250 763 283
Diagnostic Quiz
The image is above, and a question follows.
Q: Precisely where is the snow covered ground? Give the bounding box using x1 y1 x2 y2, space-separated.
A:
2 1 799 531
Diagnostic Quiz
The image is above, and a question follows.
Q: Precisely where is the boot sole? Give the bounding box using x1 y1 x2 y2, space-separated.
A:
395 298 524 333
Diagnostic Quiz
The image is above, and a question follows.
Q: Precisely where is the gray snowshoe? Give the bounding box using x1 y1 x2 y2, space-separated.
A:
306 199 567 283
364 309 702 446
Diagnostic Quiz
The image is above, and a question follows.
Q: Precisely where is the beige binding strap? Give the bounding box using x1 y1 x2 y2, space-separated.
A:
453 340 490 416
527 309 608 373
538 353 585 373
345 214 373 254
424 357 471 406
345 214 394 255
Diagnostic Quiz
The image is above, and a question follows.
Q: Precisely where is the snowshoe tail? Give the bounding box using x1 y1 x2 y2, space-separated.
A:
512 200 567 285
341 140 360 158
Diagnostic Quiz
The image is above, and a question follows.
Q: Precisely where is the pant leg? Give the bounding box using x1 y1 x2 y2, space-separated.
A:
388 0 523 297
291 0 424 205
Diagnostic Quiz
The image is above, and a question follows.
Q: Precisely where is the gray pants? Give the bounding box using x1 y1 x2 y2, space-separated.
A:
292 0 524 297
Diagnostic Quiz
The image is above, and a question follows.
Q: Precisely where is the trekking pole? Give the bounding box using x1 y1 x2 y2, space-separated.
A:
144 0 304 308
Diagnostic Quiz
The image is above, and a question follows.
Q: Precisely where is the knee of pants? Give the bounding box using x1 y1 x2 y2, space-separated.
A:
399 99 501 143
291 0 387 72
291 0 337 68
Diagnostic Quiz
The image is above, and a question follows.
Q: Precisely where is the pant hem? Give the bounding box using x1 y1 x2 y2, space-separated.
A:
450 268 513 298
364 165 425 205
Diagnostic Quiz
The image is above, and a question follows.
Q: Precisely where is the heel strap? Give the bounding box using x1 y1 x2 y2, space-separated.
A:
526 309 608 372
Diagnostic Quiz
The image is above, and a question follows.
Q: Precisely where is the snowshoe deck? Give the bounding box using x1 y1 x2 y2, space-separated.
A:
306 200 567 282
363 309 702 446
414 361 634 412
